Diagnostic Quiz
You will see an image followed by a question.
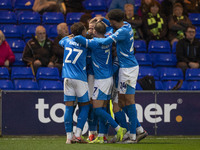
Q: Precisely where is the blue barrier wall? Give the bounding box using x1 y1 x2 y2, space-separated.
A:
1 91 200 135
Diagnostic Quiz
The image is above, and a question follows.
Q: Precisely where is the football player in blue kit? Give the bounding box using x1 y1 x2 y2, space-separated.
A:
74 21 127 143
59 22 90 144
95 9 148 143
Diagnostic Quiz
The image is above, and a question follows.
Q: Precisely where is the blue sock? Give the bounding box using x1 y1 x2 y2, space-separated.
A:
76 104 90 130
122 106 128 115
94 107 118 129
103 107 109 134
64 105 74 133
126 104 137 134
88 104 97 131
137 118 141 128
114 110 128 131
99 116 106 134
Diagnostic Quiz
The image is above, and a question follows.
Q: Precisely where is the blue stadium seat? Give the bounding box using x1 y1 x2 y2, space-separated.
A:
195 26 200 39
23 24 38 39
135 0 141 12
151 54 177 67
11 67 34 80
185 69 200 81
14 0 34 10
83 0 107 11
189 13 200 25
36 67 60 80
0 67 10 79
66 12 84 25
163 81 188 90
38 80 63 90
134 40 147 53
12 53 26 66
13 79 39 90
0 10 17 24
135 53 152 66
159 67 184 81
0 79 14 90
45 25 57 38
138 67 159 80
106 0 112 9
148 40 171 53
172 41 178 53
1 25 22 38
91 11 107 18
7 39 25 53
42 12 64 24
0 0 12 9
136 83 143 90
18 11 41 24
155 81 164 90
188 81 200 90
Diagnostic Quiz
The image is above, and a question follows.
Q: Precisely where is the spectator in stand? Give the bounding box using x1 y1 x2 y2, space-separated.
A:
185 0 200 13
32 0 66 14
124 4 143 40
63 0 84 13
176 25 200 74
168 3 192 45
138 0 155 17
80 13 92 30
161 0 188 18
0 30 15 71
22 26 55 74
52 23 69 75
108 0 135 11
142 0 168 43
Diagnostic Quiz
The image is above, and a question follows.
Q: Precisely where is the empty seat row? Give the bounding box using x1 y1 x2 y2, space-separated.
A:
136 81 200 90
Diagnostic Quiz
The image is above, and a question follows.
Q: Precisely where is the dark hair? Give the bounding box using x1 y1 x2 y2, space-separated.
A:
108 9 125 22
186 25 196 31
70 22 85 36
148 0 161 12
80 13 92 29
94 21 106 35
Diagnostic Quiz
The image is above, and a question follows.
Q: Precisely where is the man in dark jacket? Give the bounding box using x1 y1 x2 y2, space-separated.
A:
176 25 200 73
52 23 69 74
22 25 55 74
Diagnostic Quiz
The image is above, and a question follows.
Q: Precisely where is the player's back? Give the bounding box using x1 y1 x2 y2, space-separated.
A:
61 37 88 82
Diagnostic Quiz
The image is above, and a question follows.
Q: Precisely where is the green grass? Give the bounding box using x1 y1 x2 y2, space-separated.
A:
0 136 200 150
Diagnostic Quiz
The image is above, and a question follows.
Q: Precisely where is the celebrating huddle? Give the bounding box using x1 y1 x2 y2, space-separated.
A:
59 9 148 144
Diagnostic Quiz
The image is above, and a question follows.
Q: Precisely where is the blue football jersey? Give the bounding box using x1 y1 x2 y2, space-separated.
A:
96 22 138 68
74 36 113 79
59 36 88 82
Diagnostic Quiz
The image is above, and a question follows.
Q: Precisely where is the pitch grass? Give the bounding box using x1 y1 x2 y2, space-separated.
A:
0 136 200 150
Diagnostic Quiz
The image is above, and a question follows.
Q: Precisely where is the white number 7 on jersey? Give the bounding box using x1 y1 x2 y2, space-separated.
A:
65 47 83 64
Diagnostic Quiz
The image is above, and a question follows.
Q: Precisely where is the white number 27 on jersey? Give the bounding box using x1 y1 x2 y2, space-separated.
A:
65 47 83 64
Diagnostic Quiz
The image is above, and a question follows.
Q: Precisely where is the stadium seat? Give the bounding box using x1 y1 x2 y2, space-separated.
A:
151 54 177 67
38 80 63 90
66 12 84 25
0 79 14 90
135 53 152 66
148 40 171 53
23 24 38 39
134 40 147 53
42 12 64 24
91 11 107 18
189 13 200 25
83 0 107 11
136 83 143 90
12 53 26 66
46 25 57 38
159 67 184 81
163 81 188 90
0 10 17 24
13 79 39 90
106 0 112 9
172 41 178 53
155 81 164 90
18 11 41 24
7 39 25 53
14 0 34 10
138 67 159 80
185 69 200 81
0 0 12 9
0 67 10 79
195 26 200 39
1 25 22 38
188 81 200 90
11 67 34 80
36 67 60 80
